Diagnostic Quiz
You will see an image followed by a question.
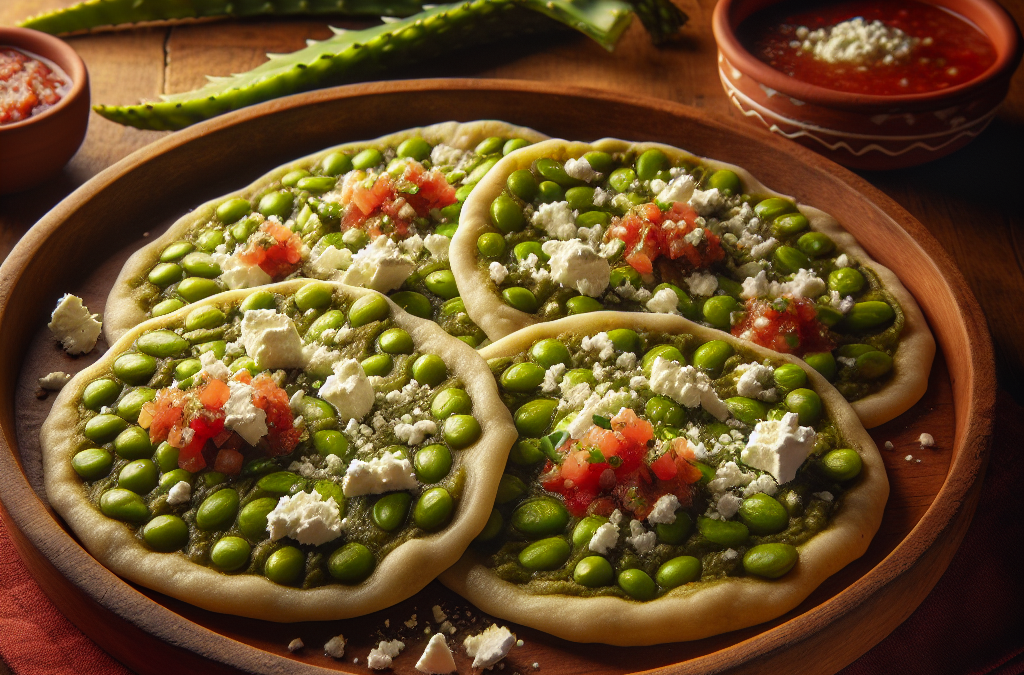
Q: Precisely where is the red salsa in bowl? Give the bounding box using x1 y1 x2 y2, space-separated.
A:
0 47 72 125
736 0 998 96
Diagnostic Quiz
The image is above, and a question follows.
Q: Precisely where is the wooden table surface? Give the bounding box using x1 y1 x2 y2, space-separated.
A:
0 1 1020 672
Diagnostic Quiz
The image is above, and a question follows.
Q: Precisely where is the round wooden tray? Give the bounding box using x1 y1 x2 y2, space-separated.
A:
0 80 994 675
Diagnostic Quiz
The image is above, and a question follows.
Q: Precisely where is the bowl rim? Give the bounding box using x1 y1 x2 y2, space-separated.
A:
0 26 89 132
712 0 1024 109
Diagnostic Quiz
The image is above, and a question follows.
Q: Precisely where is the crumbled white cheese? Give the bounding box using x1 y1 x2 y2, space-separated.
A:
799 17 918 65
541 363 566 394
684 272 718 297
734 362 778 402
489 261 508 285
307 245 353 277
423 233 450 261
646 287 681 314
919 432 935 448
166 480 192 505
395 419 438 445
430 143 465 167
581 332 616 362
688 188 724 216
463 625 515 669
240 309 306 369
38 371 71 390
905 454 915 462
649 358 730 421
303 344 345 379
834 253 851 268
266 490 343 546
342 236 416 292
716 493 742 519
343 451 418 497
626 519 657 554
813 491 834 502
531 201 576 240
401 234 425 257
564 157 600 182
199 350 233 381
213 252 274 289
779 269 827 299
416 633 457 674
740 270 771 299
656 173 696 204
320 358 375 422
589 521 619 555
324 635 346 659
742 474 779 497
431 605 447 623
48 294 102 355
592 187 611 207
367 639 405 670
288 638 304 652
740 412 816 484
224 379 269 444
750 237 778 260
646 494 679 526
541 239 610 297
565 390 639 439
708 461 755 493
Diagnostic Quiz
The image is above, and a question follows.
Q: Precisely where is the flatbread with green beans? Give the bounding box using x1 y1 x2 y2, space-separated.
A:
105 121 549 348
43 280 517 621
449 139 934 428
440 312 887 645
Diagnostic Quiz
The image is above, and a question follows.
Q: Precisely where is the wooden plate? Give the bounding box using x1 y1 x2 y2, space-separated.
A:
0 79 994 675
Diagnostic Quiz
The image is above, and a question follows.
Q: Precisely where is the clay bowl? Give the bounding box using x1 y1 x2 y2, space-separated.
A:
0 27 90 195
712 0 1023 170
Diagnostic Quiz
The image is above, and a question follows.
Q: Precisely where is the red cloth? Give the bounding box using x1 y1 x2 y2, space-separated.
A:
1 397 1021 675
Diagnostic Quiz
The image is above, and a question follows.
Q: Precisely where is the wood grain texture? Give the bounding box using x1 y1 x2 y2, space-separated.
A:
0 81 995 674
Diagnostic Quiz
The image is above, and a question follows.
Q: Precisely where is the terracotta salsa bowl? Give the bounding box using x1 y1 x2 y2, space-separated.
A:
0 27 90 195
712 0 1022 169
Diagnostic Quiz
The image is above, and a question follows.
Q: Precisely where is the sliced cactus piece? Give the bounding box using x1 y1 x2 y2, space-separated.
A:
19 0 427 35
93 0 636 131
629 0 687 45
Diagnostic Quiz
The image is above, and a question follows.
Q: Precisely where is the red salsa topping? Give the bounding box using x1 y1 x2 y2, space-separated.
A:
238 220 305 280
606 202 725 276
731 296 835 356
738 0 997 95
339 159 457 237
0 48 71 125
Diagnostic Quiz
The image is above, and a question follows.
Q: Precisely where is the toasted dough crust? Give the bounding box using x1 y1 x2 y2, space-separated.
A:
104 121 550 343
44 281 517 622
439 312 889 645
450 138 934 428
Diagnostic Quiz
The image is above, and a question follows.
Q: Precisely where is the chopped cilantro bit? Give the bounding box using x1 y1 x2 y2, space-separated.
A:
540 430 570 463
587 447 606 464
593 415 612 429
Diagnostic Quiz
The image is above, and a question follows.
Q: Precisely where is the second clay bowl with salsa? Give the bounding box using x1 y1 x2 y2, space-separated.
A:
712 0 1022 169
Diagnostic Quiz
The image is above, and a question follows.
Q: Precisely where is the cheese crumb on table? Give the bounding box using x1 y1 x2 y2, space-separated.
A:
919 432 935 448
48 294 102 355
287 638 304 652
38 371 71 390
463 624 515 669
367 639 405 670
415 633 457 674
324 635 346 658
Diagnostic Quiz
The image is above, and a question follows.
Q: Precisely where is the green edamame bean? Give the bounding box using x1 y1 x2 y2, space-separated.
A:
566 296 602 314
397 137 432 161
159 468 191 491
425 270 460 299
264 546 304 585
618 568 657 600
143 514 189 552
815 305 843 328
348 294 389 327
755 197 797 222
373 492 412 531
240 290 277 312
856 351 893 379
361 353 393 377
294 281 333 311
72 448 114 481
321 152 353 176
561 369 595 390
607 328 641 354
236 497 277 540
415 444 453 483
230 357 257 374
725 397 769 425
565 186 595 211
351 148 383 170
204 472 227 488
195 488 240 532
772 212 810 238
702 295 740 330
774 246 812 275
180 252 221 279
738 493 789 535
743 543 798 579
536 158 577 186
305 310 344 343
580 151 612 173
843 301 895 332
183 306 226 332
299 397 336 424
502 287 538 313
114 426 153 460
176 277 221 303
296 176 336 193
572 515 609 548
388 291 431 318
697 516 750 547
475 509 504 543
475 136 504 155
526 341 570 371
608 167 637 193
513 241 548 263
137 330 189 358
797 232 835 257
635 149 668 181
576 210 611 227
148 262 184 287
646 396 685 426
656 556 701 589
329 542 375 583
153 298 185 317
413 487 453 531
653 283 698 319
84 414 129 444
609 266 642 290
804 352 837 382
312 430 348 459
216 197 251 224
572 555 614 587
230 216 258 243
708 169 741 195
503 138 530 155
82 378 121 411
477 232 507 258
509 439 545 466
511 498 569 538
656 512 693 545
641 344 685 375
211 536 251 572
196 228 224 252
785 388 823 426
692 340 734 377
257 190 293 219
773 363 807 392
373 329 411 356
500 362 546 393
258 471 304 495
828 267 866 296
154 442 179 472
411 354 447 386
490 194 525 234
443 415 480 449
519 537 570 571
99 488 148 522
536 180 563 203
507 169 539 202
495 474 527 505
431 388 471 420
160 241 194 262
821 448 862 481
514 399 557 437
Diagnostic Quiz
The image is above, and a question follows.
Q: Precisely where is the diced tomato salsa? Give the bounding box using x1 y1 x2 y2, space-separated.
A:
731 296 835 356
340 160 456 236
540 409 702 518
0 48 70 125
606 202 724 276
238 220 304 279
